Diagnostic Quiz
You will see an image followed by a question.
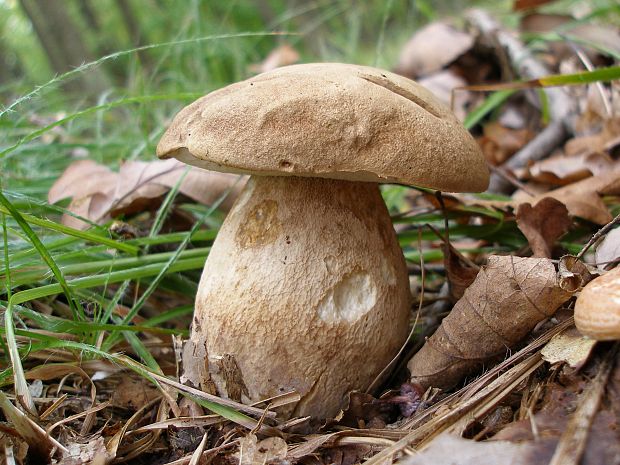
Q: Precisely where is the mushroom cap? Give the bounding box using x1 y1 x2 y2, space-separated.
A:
574 266 620 340
157 63 489 193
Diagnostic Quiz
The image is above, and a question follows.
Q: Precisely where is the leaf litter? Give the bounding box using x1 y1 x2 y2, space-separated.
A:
3 6 620 465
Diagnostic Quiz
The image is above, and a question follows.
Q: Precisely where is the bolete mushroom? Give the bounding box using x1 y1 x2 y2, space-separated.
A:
575 266 620 340
157 63 489 419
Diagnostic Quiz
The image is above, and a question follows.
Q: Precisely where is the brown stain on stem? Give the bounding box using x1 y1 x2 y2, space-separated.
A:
235 199 281 248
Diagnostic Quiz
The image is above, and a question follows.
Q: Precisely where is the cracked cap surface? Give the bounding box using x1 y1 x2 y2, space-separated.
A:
157 63 489 192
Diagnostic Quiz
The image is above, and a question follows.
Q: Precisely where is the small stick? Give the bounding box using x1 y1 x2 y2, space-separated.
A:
466 9 575 195
577 211 620 260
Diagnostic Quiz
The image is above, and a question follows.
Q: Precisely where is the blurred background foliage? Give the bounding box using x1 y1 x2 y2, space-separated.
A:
0 0 618 215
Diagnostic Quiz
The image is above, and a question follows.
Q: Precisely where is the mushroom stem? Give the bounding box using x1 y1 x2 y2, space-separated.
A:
182 175 411 419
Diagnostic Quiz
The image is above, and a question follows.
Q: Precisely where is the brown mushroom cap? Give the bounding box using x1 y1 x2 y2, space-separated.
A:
574 266 620 340
157 63 489 193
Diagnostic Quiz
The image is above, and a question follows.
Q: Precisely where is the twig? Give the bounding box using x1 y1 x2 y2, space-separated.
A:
488 121 570 193
548 343 618 465
577 211 620 260
466 9 575 195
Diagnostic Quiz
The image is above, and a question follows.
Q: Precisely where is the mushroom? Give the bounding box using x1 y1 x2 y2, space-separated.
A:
157 63 489 419
575 266 620 340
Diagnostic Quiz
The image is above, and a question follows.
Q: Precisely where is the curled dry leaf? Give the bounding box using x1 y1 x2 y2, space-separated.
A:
407 256 574 390
395 22 474 78
557 255 596 292
516 197 571 258
48 158 245 229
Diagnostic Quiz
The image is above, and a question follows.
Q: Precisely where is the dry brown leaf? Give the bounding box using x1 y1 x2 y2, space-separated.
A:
557 255 596 292
566 118 620 156
407 256 573 390
595 227 620 270
396 22 474 78
48 160 117 204
111 376 160 410
236 434 288 465
541 326 596 368
516 197 571 258
48 159 244 229
444 243 480 301
526 151 616 185
479 122 534 165
513 168 620 224
248 43 300 74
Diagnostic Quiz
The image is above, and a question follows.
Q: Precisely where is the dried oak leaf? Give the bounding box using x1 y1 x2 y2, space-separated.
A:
407 256 573 390
516 197 571 258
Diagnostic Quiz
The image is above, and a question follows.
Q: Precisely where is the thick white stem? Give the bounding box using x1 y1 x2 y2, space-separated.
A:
182 176 411 419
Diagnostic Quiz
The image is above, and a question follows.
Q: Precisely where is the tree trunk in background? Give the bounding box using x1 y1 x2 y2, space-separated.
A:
115 0 152 67
115 0 140 45
76 0 100 32
0 39 24 88
19 0 110 96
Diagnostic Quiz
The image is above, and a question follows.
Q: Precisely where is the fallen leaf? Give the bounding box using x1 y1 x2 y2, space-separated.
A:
525 151 616 185
516 197 571 257
396 22 474 78
479 122 535 165
248 43 300 74
48 160 117 204
408 256 573 390
541 326 596 368
513 167 620 224
49 159 244 229
111 376 160 409
399 433 555 465
236 434 288 465
565 118 620 156
444 243 479 301
595 227 620 270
